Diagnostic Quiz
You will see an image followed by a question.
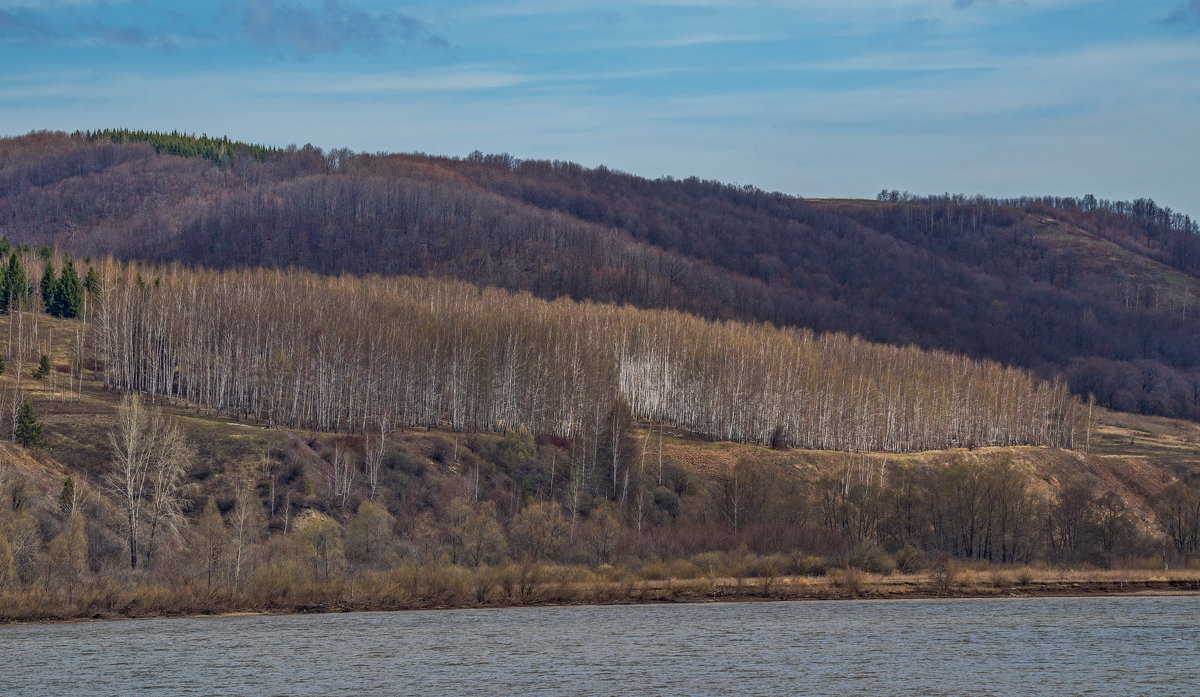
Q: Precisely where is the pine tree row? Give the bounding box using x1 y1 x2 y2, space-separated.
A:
0 244 93 319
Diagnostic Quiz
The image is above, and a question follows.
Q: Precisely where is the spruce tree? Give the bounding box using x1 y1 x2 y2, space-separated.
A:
40 261 58 316
32 353 50 380
0 253 26 313
54 258 83 319
14 402 46 449
83 265 99 295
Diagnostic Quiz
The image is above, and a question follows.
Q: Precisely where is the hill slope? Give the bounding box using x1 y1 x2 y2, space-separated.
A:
2 131 1200 419
0 303 1196 623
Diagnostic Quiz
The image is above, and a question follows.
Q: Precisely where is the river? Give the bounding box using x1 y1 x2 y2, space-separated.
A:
2 596 1197 696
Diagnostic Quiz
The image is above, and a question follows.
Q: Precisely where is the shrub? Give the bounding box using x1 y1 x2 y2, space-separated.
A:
848 539 896 575
893 544 928 573
989 568 1015 589
786 553 829 577
930 557 963 592
831 566 866 597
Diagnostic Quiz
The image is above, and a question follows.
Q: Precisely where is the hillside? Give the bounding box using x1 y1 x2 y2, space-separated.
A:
4 309 1192 555
0 292 1196 622
2 131 1200 421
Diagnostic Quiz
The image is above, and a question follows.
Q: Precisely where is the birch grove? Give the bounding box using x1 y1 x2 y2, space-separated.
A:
91 261 1081 453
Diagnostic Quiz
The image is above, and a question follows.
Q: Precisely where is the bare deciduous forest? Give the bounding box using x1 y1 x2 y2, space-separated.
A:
94 262 1080 453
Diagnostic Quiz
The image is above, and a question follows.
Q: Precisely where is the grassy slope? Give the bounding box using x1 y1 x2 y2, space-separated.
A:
1032 213 1200 305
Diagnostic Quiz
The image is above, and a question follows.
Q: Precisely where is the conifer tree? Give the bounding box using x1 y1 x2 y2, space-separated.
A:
11 254 27 302
14 402 46 449
83 265 99 295
53 258 83 318
32 354 50 380
0 253 27 313
39 261 58 315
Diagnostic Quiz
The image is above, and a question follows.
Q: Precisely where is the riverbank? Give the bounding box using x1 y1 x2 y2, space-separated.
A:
4 567 1199 625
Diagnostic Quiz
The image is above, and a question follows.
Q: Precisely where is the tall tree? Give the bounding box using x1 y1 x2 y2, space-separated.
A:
106 394 192 569
193 497 226 590
0 253 27 312
345 499 393 569
39 261 57 314
52 258 83 319
228 486 264 591
82 265 99 295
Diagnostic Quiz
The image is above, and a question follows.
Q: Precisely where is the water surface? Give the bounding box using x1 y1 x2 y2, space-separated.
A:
2 597 1197 696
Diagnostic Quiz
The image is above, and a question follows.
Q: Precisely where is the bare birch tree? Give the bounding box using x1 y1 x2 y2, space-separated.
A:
106 393 192 569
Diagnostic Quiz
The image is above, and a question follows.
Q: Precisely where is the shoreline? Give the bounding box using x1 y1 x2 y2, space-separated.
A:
5 573 1199 627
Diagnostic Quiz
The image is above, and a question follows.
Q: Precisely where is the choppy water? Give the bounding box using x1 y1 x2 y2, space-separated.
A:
2 597 1197 696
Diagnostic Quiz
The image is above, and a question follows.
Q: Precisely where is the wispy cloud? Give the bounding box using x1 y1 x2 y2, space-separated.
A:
1162 0 1200 24
240 0 447 59
0 7 50 40
0 6 207 48
626 33 783 48
276 68 526 94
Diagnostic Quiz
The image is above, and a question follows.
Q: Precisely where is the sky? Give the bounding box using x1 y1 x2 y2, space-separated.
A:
1 0 1198 216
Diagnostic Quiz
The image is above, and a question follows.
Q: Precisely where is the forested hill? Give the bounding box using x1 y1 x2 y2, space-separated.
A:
3 130 1200 420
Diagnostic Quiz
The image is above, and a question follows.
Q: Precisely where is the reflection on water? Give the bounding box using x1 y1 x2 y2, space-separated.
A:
2 596 1197 696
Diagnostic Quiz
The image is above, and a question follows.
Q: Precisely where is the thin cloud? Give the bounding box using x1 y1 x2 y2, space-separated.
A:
1162 0 1200 25
277 68 528 94
0 6 199 48
0 7 50 40
240 0 447 59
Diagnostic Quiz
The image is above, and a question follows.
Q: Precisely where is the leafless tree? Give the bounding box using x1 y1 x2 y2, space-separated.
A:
106 393 192 569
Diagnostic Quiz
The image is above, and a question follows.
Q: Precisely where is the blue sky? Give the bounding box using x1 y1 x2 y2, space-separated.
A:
1 0 1198 215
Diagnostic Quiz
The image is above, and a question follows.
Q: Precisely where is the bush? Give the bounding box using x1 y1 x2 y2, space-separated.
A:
930 557 963 592
989 568 1014 589
651 486 681 519
831 566 866 596
847 539 896 575
785 553 829 577
893 544 927 573
743 554 783 579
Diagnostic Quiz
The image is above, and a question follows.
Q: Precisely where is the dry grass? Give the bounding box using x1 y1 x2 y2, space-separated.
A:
3 565 1199 624
1092 408 1200 479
